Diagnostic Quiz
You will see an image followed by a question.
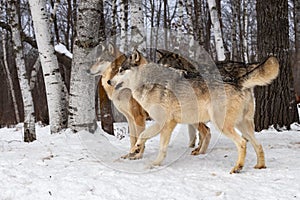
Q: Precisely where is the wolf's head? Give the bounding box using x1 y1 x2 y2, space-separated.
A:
156 49 198 73
87 42 123 76
108 63 139 91
119 49 148 73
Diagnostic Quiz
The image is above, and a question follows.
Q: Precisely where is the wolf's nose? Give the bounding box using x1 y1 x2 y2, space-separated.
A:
86 69 91 74
107 80 112 85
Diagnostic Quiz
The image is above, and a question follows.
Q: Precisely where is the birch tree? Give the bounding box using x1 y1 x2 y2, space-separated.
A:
119 0 129 52
175 0 184 51
184 0 195 57
130 0 145 50
68 0 102 133
7 0 36 142
28 0 68 133
207 0 226 61
242 0 249 63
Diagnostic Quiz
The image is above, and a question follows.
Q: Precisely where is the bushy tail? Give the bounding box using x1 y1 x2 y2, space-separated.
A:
241 56 279 89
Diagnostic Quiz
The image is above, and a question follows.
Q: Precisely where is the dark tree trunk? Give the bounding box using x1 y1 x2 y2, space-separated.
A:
98 0 114 135
294 0 300 102
98 80 114 135
255 0 299 131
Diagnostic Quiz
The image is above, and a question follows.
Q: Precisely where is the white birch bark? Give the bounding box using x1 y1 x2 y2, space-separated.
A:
28 0 68 133
68 0 101 132
207 0 226 61
242 0 249 63
130 0 145 50
175 0 184 51
7 0 36 141
2 31 20 123
119 0 127 52
184 0 195 58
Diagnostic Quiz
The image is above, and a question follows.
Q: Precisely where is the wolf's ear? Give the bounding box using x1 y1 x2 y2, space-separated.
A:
100 44 105 51
108 42 115 55
172 53 179 59
132 49 141 63
156 49 164 59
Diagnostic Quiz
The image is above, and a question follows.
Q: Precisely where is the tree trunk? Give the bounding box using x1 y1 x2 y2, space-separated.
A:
68 0 102 133
184 0 195 58
175 0 184 51
7 0 36 141
242 0 249 63
2 31 20 124
294 0 300 101
98 0 114 135
231 0 239 61
255 0 299 131
207 0 226 61
28 0 68 133
130 0 145 50
119 0 128 52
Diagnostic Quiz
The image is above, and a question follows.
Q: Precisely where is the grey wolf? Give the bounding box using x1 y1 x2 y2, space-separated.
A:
120 49 211 154
87 44 203 159
110 54 279 173
87 43 148 159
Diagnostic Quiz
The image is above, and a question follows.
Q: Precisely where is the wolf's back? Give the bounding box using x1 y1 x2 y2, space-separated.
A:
240 56 279 89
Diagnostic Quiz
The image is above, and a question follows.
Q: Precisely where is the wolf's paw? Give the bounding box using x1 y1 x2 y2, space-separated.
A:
254 164 266 169
191 148 201 155
128 152 143 160
127 146 143 160
120 153 130 159
230 165 243 174
151 160 162 167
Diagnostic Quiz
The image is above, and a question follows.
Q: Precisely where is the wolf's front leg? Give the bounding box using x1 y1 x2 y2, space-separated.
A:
151 121 176 166
128 122 163 160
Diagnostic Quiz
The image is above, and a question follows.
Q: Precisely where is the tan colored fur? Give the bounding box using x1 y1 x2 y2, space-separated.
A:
88 44 147 158
111 56 279 173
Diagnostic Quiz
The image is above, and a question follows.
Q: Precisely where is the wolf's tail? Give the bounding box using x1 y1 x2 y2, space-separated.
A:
240 56 279 89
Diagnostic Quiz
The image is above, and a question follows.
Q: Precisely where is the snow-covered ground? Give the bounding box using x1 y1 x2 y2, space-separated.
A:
0 122 300 200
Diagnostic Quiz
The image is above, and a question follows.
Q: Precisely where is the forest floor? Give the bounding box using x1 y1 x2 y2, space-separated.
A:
0 121 300 200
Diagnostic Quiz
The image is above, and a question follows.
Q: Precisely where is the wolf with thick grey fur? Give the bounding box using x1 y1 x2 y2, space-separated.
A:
110 54 279 173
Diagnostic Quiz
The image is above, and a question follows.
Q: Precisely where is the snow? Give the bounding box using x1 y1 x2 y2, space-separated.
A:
54 43 73 59
1 122 300 200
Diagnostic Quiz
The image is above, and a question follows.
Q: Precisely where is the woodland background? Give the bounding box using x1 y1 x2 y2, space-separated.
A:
0 0 299 140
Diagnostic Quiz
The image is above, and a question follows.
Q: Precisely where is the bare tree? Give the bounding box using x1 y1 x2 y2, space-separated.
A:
294 0 300 101
7 0 36 141
255 0 299 131
68 0 102 133
28 0 68 133
130 0 145 50
2 31 20 124
207 0 226 61
242 0 249 63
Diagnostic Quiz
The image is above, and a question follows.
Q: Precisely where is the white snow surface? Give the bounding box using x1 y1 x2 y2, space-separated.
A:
54 43 73 59
1 122 300 200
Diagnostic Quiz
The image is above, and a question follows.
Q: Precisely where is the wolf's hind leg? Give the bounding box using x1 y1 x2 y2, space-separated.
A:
188 124 197 147
237 119 266 169
191 123 211 155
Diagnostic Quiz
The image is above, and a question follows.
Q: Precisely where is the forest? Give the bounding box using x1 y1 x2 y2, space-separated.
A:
0 0 299 142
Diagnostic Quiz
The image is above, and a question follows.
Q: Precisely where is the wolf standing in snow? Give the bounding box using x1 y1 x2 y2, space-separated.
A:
109 54 279 173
